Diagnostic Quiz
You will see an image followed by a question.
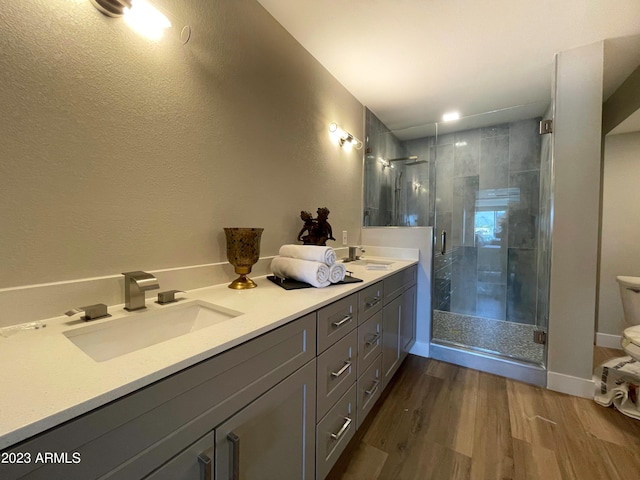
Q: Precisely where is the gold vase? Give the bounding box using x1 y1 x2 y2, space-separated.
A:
224 227 264 289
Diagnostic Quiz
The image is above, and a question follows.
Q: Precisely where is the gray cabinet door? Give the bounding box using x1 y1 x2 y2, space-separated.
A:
382 295 402 389
401 284 417 357
214 360 316 480
145 433 214 480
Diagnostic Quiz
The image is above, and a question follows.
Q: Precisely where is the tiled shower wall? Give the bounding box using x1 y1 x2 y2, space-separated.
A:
432 118 543 325
364 109 404 226
364 109 432 227
364 110 547 363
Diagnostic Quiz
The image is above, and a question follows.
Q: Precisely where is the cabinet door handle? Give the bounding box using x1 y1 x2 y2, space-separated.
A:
228 432 240 480
365 379 380 396
441 230 447 255
332 314 353 327
331 361 352 378
365 333 380 346
366 297 380 308
330 416 353 440
197 447 214 480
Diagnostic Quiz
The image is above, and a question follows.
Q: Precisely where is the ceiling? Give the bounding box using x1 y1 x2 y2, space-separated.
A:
257 0 640 138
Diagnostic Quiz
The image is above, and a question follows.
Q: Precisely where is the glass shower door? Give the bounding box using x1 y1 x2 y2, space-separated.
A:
431 115 549 367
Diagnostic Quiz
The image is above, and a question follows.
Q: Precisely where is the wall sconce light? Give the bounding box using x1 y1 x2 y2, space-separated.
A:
329 123 363 150
90 0 131 17
90 0 183 42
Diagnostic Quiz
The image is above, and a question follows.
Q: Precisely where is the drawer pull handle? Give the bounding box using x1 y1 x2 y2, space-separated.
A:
365 333 381 346
332 314 353 327
331 361 352 378
366 297 381 307
330 416 353 440
197 447 214 480
228 432 240 480
365 379 380 396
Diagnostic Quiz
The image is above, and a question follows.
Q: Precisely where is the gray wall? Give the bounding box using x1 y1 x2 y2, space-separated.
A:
547 41 604 386
598 132 640 335
603 64 640 134
0 0 364 289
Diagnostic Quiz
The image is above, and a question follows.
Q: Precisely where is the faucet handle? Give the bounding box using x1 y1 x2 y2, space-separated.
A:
157 290 185 305
65 303 111 322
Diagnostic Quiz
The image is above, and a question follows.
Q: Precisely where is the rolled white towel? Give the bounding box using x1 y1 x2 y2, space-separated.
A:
329 263 346 283
278 244 336 266
270 256 330 288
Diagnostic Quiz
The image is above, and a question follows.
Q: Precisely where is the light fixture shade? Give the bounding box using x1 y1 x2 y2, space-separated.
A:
329 123 363 150
90 0 133 17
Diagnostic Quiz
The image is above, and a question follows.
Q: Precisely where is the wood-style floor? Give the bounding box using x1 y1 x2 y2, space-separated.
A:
327 347 640 480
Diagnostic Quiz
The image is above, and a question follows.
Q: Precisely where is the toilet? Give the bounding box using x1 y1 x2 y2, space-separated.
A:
616 276 640 360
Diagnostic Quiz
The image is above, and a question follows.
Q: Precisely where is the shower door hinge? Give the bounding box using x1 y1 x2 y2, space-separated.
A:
533 330 547 345
539 119 553 135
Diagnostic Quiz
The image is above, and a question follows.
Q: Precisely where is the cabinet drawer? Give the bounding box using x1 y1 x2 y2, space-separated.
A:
357 355 382 429
316 383 357 480
382 296 402 390
357 310 382 376
383 265 417 304
316 329 357 421
317 293 358 353
358 281 383 323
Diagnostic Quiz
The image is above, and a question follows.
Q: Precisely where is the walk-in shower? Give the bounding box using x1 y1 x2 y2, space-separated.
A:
364 105 552 385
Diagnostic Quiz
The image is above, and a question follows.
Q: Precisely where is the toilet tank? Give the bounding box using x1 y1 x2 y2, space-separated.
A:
616 276 640 326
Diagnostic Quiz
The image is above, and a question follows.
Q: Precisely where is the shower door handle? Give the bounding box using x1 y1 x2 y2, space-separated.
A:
441 230 447 255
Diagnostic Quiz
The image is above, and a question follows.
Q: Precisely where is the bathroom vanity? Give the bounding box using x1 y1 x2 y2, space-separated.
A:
0 260 417 480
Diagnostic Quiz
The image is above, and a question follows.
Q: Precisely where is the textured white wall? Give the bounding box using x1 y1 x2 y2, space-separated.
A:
0 0 364 288
598 132 640 335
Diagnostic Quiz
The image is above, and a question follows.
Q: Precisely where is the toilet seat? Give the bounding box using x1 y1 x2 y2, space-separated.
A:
622 325 640 361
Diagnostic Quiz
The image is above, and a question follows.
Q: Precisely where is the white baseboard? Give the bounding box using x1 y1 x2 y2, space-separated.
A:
409 340 430 358
595 332 622 349
547 371 594 399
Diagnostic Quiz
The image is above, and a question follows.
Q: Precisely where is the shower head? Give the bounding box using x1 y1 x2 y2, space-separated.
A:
388 155 419 162
388 155 427 166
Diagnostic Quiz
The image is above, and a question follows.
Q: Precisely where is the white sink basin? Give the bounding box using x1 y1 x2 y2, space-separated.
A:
63 300 243 362
352 259 394 267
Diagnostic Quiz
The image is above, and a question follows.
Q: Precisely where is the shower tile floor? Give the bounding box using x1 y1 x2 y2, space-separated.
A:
432 310 545 365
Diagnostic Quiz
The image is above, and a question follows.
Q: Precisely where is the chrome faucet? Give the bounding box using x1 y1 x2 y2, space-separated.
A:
344 246 366 262
122 271 160 311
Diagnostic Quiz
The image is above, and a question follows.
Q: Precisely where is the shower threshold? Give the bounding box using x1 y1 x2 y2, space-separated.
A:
429 341 547 386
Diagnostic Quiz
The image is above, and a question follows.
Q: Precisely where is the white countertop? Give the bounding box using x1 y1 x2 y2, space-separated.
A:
0 257 416 449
